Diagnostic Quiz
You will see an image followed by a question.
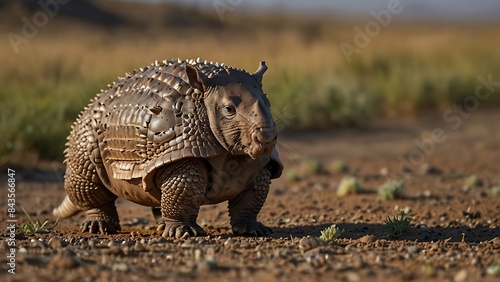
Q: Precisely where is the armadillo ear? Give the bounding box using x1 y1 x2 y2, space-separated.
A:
185 64 207 92
252 61 268 85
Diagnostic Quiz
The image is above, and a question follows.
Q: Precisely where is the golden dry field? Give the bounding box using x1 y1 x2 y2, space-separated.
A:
1 1 500 161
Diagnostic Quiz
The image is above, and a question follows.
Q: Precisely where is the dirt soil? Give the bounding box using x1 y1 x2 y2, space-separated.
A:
1 109 499 282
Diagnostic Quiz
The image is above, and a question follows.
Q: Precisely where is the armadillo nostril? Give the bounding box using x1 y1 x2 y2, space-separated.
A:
254 127 276 144
250 127 277 157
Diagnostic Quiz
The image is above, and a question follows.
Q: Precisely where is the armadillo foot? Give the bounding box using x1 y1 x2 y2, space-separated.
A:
81 219 120 234
81 206 120 234
162 220 207 238
232 221 273 237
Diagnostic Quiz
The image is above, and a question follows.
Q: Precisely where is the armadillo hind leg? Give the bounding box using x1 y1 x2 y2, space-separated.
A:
156 159 208 239
228 168 273 237
66 169 120 234
63 118 119 233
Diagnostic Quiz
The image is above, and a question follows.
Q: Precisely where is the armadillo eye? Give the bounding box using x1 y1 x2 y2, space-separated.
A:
223 105 236 117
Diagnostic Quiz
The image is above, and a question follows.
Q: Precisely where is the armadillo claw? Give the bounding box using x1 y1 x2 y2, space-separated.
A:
232 221 273 237
162 221 207 238
81 219 120 234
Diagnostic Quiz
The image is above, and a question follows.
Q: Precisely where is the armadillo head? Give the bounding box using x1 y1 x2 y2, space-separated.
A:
186 61 277 159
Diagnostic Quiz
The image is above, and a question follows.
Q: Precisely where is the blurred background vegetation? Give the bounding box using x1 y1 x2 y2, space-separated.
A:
1 0 499 163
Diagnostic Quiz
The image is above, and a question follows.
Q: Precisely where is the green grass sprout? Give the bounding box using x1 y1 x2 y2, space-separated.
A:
319 224 344 241
384 208 413 237
337 176 362 197
378 180 405 200
18 207 59 234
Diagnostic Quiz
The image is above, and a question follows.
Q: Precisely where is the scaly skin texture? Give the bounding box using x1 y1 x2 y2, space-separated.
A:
62 114 119 234
155 159 208 238
229 168 272 236
53 58 283 237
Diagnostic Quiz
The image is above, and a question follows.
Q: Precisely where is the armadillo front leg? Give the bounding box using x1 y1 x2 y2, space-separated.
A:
156 159 208 238
228 168 273 236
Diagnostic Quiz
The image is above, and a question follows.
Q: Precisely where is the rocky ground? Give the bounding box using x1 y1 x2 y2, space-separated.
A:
1 109 499 282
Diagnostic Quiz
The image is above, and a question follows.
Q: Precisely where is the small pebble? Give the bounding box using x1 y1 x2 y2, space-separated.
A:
112 262 130 272
197 259 218 272
88 239 98 248
358 235 376 244
303 247 331 268
49 249 80 270
298 236 327 252
407 245 420 254
133 242 145 252
345 272 361 282
0 241 8 251
223 238 236 249
345 244 355 252
36 240 49 249
454 269 468 282
353 255 365 268
181 238 196 248
418 164 442 175
197 238 207 246
194 249 202 261
104 246 124 256
380 168 389 176
240 241 252 248
431 243 440 251
150 237 168 244
490 237 500 245
121 240 134 247
48 237 64 249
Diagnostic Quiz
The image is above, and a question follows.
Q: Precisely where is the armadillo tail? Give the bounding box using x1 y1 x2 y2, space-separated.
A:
52 196 81 218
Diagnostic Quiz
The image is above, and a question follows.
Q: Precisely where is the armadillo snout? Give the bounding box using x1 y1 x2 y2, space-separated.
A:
250 127 277 157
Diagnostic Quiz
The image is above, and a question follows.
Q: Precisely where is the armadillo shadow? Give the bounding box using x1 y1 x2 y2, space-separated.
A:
269 223 500 243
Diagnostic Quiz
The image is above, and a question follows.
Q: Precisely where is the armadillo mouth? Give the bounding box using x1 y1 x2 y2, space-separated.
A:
248 128 277 158
249 143 273 159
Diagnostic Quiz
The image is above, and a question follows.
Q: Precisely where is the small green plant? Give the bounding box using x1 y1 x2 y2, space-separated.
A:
299 158 325 177
18 207 59 234
378 180 405 200
337 176 362 197
284 168 302 182
491 185 500 196
329 159 349 173
420 262 436 277
384 208 412 237
319 224 344 241
487 259 500 276
464 175 482 188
